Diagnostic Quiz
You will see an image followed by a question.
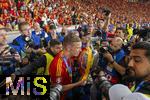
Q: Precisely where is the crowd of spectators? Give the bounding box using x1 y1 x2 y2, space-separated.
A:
0 0 149 32
0 0 150 100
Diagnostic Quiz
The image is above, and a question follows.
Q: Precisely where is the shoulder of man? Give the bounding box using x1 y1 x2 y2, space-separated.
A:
12 35 24 46
50 52 63 72
115 49 126 63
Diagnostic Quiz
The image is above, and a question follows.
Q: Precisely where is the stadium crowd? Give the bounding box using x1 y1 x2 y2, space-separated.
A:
0 0 150 100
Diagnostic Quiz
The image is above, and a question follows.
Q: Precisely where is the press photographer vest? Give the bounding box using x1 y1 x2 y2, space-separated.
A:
36 53 54 75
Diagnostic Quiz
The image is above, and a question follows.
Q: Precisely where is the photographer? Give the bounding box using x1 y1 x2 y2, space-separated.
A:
14 39 62 75
91 37 126 100
0 28 22 98
10 22 46 65
0 28 21 75
32 22 49 48
100 37 126 83
93 9 111 51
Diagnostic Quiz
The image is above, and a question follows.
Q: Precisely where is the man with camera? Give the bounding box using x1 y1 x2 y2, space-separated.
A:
14 39 62 75
0 28 22 98
32 22 49 47
0 28 21 75
93 9 111 53
99 37 126 83
91 37 126 100
10 22 46 65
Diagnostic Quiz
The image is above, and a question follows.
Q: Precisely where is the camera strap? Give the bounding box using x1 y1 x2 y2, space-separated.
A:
62 56 72 79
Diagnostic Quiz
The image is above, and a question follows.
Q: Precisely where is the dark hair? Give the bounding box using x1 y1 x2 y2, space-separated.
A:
116 27 128 35
63 33 81 47
132 41 150 60
48 39 61 47
18 22 29 31
116 27 124 31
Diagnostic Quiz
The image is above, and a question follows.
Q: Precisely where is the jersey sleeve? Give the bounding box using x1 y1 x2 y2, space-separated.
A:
49 58 63 84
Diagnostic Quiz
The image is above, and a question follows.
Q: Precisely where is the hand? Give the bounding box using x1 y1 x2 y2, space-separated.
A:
103 52 114 63
77 78 87 86
25 47 33 53
38 48 46 54
14 53 21 62
0 45 11 56
22 57 29 65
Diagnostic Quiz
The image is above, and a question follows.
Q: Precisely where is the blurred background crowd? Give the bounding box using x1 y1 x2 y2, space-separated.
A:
0 0 150 31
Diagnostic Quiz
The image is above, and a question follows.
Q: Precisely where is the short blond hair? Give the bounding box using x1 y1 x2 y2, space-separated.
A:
63 33 81 47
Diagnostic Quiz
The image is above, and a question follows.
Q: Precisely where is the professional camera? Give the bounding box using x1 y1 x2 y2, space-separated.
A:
99 46 113 54
98 46 113 67
0 56 17 75
0 47 17 65
99 47 108 54
40 37 47 47
0 55 15 65
49 84 63 100
94 71 112 100
102 8 111 16
25 36 35 49
133 28 150 41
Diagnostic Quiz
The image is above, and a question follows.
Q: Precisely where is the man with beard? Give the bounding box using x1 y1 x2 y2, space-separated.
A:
126 41 150 97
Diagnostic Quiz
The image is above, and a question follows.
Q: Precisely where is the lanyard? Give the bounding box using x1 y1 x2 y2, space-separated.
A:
62 56 72 78
134 81 145 92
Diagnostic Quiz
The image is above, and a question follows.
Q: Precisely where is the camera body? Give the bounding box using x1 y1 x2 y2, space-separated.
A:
0 55 15 65
94 73 112 100
99 47 108 54
99 46 113 54
0 47 17 66
0 55 16 75
102 8 111 16
50 85 63 100
133 28 150 41
99 47 109 66
25 36 36 49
